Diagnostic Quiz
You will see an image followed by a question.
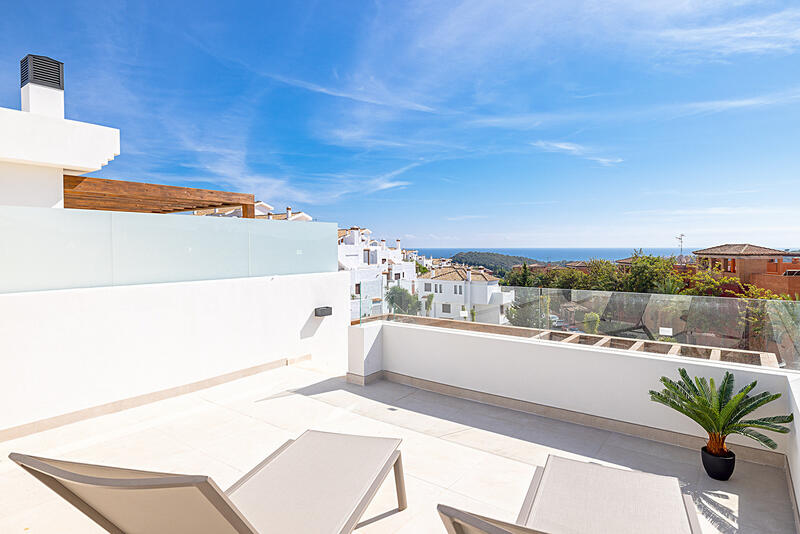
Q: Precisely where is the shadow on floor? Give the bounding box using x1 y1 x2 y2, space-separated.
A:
273 375 789 533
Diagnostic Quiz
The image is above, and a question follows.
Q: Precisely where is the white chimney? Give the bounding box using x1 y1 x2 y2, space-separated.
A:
381 239 386 250
267 212 273 220
396 238 401 249
20 55 64 118
286 206 292 219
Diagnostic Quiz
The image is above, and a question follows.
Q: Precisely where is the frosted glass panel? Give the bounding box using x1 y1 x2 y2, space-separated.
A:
0 205 113 292
112 212 250 285
249 220 337 276
0 205 337 293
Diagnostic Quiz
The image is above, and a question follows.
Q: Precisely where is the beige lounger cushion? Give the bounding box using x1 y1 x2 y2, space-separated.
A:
226 430 401 533
525 455 696 534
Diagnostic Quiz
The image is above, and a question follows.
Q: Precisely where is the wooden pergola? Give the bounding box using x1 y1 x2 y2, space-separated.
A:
63 175 256 218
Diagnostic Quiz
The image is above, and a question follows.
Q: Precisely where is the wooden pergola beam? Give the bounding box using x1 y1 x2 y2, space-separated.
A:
63 175 256 217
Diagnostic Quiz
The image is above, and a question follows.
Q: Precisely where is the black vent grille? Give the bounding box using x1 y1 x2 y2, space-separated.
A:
20 55 63 90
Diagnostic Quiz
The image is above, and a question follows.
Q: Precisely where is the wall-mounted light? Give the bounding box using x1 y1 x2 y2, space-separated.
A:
314 306 332 317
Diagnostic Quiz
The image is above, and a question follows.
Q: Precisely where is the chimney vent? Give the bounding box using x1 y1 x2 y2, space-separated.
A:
21 55 64 90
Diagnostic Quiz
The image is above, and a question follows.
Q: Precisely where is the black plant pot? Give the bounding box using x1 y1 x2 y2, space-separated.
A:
701 446 735 480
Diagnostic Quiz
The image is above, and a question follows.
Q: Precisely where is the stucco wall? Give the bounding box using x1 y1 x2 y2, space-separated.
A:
0 162 63 208
377 322 794 452
0 271 350 432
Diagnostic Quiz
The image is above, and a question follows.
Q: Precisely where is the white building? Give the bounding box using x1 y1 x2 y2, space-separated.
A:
0 55 119 208
417 266 513 324
195 202 313 221
403 249 434 270
338 227 419 317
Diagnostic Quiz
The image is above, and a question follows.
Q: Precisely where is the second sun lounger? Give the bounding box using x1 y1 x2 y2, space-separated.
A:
10 429 406 534
439 454 701 534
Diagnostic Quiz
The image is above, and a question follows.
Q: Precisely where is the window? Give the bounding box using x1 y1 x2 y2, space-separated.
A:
442 304 451 314
424 283 431 292
394 273 401 280
355 283 361 295
458 286 463 295
363 250 370 264
500 305 504 314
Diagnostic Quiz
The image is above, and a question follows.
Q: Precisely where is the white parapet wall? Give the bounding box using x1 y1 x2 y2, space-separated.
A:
0 271 350 434
350 321 798 456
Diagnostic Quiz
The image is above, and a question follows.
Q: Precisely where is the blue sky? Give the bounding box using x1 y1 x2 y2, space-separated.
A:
1 1 799 249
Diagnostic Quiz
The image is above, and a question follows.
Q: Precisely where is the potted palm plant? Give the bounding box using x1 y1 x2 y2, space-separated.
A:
649 368 793 480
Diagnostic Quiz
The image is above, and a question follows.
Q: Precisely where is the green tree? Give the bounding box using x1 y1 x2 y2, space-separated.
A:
584 259 619 291
507 289 550 328
621 253 676 293
385 286 421 315
552 269 588 289
424 293 434 316
584 311 600 334
503 263 536 287
679 266 743 297
737 284 790 352
415 262 429 275
653 276 684 295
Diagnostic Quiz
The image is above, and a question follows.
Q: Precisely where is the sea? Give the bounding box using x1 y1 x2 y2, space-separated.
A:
413 248 686 263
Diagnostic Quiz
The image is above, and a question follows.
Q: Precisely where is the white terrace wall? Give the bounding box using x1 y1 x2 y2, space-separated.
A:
375 322 794 453
0 271 350 433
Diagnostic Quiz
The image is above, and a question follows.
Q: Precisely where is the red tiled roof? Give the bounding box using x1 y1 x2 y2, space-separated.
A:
693 244 795 256
419 266 499 282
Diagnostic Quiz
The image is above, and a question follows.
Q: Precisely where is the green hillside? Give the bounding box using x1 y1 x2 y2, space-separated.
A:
450 251 545 276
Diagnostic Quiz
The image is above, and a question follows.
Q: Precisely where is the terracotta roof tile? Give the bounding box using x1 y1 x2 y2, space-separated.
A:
692 244 795 256
418 266 499 282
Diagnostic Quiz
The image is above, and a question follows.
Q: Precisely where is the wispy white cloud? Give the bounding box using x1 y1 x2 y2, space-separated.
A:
654 8 800 57
266 73 436 113
531 140 623 166
368 163 419 191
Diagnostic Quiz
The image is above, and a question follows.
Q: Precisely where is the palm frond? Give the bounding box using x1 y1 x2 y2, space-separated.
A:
710 377 719 413
678 368 700 395
718 372 734 410
718 382 758 426
734 428 779 450
748 414 794 425
728 392 782 425
731 421 791 434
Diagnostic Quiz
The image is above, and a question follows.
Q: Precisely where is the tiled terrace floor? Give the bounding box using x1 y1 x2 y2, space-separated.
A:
0 363 796 533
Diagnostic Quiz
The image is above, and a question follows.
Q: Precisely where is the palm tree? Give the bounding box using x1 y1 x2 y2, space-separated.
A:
649 368 793 455
425 294 434 317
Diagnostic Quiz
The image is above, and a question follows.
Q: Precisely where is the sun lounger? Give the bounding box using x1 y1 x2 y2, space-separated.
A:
10 429 406 533
438 454 700 534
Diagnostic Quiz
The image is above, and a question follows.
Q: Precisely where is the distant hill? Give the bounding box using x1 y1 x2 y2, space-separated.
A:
450 251 546 275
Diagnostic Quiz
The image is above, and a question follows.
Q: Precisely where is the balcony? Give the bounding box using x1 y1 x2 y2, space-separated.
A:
1 207 799 532
0 359 795 533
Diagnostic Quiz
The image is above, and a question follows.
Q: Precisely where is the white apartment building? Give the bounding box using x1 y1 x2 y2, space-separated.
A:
403 249 433 270
418 266 514 324
195 202 313 221
338 227 418 317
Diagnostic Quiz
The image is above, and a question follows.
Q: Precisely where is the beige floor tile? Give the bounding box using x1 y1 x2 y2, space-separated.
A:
1 365 794 534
